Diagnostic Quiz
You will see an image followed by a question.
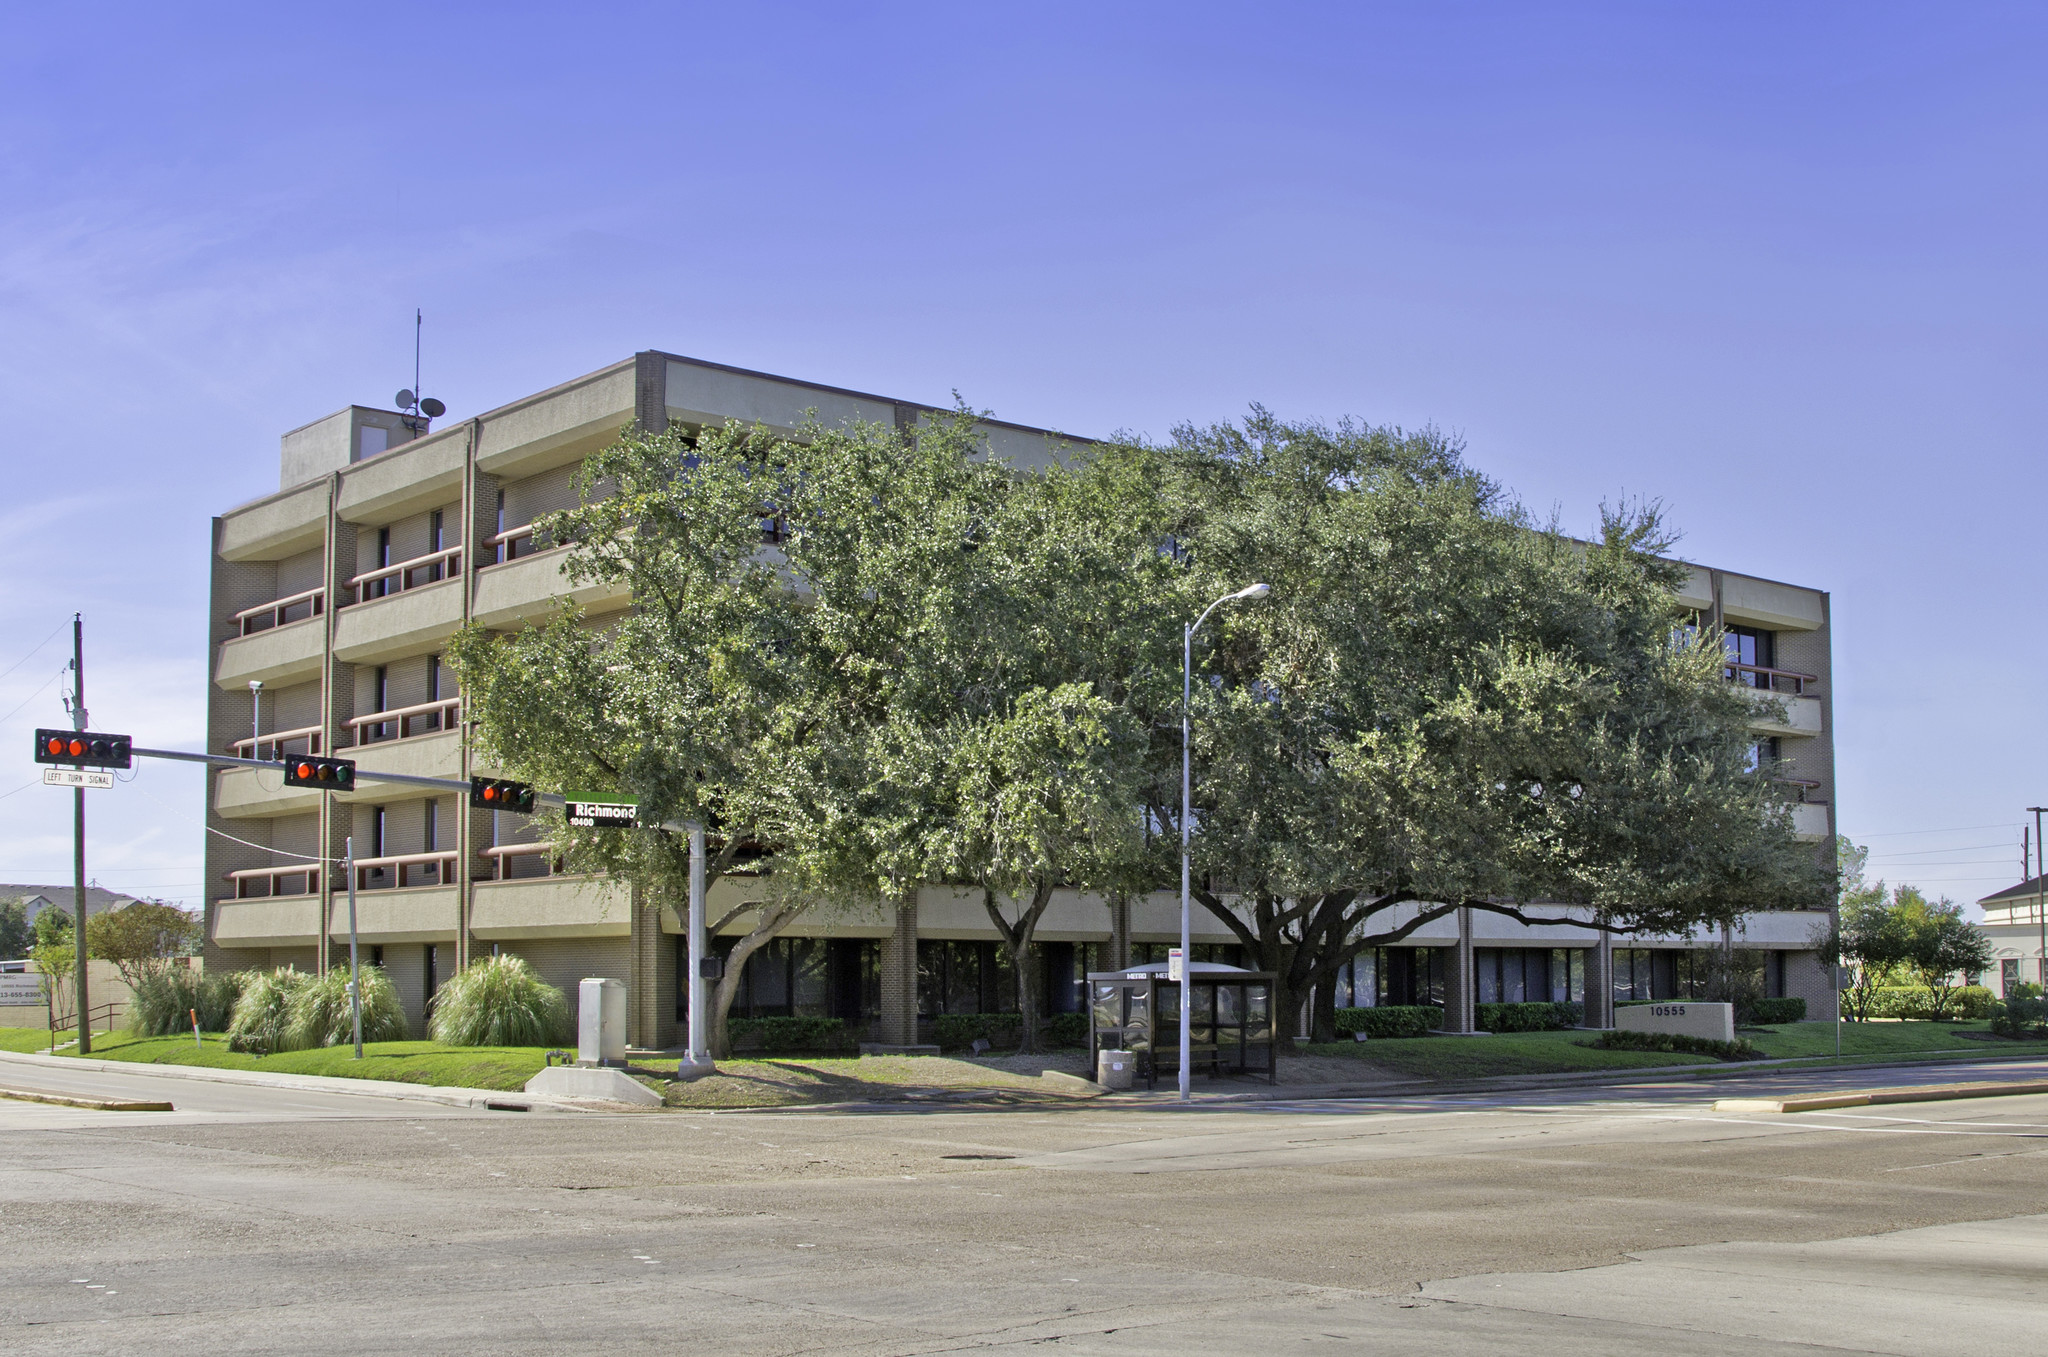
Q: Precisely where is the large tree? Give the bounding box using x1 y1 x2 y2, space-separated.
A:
1106 411 1830 1039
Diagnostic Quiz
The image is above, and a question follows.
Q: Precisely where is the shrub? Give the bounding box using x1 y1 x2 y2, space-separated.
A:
288 965 408 1047
1045 1012 1090 1049
1477 1001 1582 1032
1335 1005 1442 1039
197 971 247 1031
727 1016 854 1053
1862 985 1997 1021
932 1012 1023 1051
428 954 571 1047
1991 987 2048 1038
1742 997 1807 1025
227 968 312 1054
1589 1029 1764 1060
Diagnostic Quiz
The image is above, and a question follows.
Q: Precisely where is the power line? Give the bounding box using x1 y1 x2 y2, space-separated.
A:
0 665 64 728
1848 822 2021 839
0 619 65 686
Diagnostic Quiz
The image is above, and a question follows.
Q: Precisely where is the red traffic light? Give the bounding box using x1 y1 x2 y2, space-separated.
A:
470 776 536 812
34 728 131 770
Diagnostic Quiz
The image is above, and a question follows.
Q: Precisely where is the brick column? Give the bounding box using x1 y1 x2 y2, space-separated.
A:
1443 906 1477 1033
1588 926 1615 1028
1108 896 1131 971
877 893 919 1046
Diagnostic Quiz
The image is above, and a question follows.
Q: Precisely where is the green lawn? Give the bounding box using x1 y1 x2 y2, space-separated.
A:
1302 1028 1718 1080
53 1031 552 1091
1300 1019 2041 1083
0 1025 77 1053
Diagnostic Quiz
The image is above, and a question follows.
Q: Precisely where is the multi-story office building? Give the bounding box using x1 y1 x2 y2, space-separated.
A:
203 352 1841 1048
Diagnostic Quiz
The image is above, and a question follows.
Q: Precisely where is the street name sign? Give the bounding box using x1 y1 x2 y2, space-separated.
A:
43 768 114 789
566 800 637 829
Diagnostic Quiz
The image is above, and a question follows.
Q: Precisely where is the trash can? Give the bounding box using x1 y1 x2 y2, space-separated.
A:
577 977 627 1067
1096 1048 1135 1091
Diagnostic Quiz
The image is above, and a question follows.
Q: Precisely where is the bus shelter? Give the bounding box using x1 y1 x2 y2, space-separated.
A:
1087 962 1278 1089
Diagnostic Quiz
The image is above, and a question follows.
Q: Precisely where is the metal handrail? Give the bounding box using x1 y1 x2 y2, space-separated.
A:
226 864 322 897
351 849 460 891
485 523 541 564
230 587 325 635
231 724 324 758
1726 662 1819 695
346 698 460 745
479 842 558 879
347 545 463 602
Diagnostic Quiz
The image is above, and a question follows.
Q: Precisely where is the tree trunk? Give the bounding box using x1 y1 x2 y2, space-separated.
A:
1309 973 1338 1043
707 902 804 1059
984 878 1055 1055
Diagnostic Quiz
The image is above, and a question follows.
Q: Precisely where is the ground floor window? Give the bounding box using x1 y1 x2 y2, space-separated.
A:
1336 948 1448 1008
2003 958 2021 994
918 939 1017 1017
1613 947 1783 1003
1475 948 1584 1005
682 936 878 1025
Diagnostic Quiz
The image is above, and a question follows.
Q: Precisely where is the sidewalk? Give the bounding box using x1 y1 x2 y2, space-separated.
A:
0 1047 604 1113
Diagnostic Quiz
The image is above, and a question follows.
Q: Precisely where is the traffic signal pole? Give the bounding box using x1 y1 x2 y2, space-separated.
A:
71 614 89 1055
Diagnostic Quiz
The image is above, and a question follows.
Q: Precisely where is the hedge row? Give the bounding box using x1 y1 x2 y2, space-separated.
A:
1476 1000 1583 1032
930 1012 1090 1051
1590 1029 1764 1060
1335 1005 1442 1039
727 1016 857 1053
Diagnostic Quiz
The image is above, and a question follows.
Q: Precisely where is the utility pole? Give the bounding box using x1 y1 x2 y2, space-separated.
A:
70 614 89 1054
2031 807 2047 989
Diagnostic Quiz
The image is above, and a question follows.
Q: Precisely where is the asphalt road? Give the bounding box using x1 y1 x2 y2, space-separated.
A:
4 1055 2047 1354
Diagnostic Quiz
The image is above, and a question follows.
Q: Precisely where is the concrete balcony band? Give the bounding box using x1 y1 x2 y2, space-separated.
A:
472 542 630 629
348 545 463 605
231 587 324 636
213 764 323 819
336 727 463 800
214 613 324 689
326 885 461 946
331 574 464 665
1744 688 1825 737
213 896 326 950
1791 801 1831 842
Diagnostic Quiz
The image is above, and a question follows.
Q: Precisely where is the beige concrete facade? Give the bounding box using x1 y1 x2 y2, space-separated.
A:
204 352 1840 1045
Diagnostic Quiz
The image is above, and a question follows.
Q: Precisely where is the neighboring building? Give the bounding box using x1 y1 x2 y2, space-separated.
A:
2 886 140 925
1972 878 2046 996
203 351 1841 1046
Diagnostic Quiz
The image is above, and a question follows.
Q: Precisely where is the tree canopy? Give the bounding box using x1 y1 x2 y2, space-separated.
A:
454 405 1831 1049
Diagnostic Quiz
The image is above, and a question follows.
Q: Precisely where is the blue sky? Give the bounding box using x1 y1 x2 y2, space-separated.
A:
0 3 2042 911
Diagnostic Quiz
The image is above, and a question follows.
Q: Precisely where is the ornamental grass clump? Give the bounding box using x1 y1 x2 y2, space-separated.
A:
129 968 251 1036
428 954 571 1048
287 965 409 1047
227 968 311 1054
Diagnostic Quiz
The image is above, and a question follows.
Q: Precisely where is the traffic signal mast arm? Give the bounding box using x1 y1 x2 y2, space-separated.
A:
129 747 566 810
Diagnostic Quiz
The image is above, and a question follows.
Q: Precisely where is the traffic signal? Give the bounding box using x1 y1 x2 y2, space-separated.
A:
283 755 356 790
470 777 536 813
34 729 131 769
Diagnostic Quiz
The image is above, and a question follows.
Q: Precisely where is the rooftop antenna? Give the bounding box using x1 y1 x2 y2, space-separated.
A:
394 308 445 435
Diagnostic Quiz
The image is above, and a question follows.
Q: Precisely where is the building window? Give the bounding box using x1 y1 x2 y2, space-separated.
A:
917 940 1018 1016
1342 947 1447 1008
691 937 878 1025
1724 625 1774 684
2001 958 2020 995
425 654 442 728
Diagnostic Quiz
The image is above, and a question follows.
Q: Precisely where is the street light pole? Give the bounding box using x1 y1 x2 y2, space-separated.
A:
1180 582 1271 1104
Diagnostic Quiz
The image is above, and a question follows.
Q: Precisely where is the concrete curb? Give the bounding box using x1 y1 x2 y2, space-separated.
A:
0 1048 599 1113
0 1083 173 1112
1714 1078 2048 1114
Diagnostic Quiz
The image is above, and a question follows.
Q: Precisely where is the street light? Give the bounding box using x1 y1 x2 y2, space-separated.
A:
1180 581 1271 1104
